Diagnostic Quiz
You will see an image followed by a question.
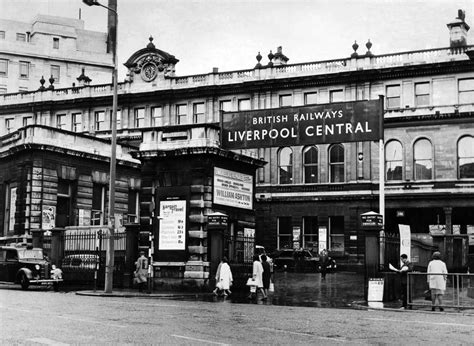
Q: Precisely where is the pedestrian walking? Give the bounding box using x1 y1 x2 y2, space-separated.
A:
261 254 271 296
213 257 233 296
250 254 267 300
319 249 329 280
396 254 414 309
427 251 448 312
134 250 149 293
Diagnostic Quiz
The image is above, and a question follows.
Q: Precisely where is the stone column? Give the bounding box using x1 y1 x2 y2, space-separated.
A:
444 207 453 269
50 228 64 267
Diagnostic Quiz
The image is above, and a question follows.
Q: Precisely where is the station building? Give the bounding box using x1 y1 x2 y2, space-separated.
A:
0 10 473 287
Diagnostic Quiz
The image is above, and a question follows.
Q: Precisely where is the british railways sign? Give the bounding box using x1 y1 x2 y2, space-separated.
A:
221 99 383 149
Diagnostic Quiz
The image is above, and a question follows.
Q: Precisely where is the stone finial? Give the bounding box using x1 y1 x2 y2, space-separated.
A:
351 40 359 58
273 46 289 65
255 51 262 68
365 39 373 57
267 50 274 67
48 75 55 90
38 75 46 91
147 36 155 49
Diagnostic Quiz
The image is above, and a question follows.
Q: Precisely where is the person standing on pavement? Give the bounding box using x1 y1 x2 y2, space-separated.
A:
213 257 233 296
319 249 330 280
251 254 267 300
396 254 414 309
427 251 448 312
261 255 271 297
135 250 149 293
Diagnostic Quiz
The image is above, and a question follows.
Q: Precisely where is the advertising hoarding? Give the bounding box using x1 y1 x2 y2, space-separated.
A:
158 200 186 250
221 99 383 149
213 167 253 210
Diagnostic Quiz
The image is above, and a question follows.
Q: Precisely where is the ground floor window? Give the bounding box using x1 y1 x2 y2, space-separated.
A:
302 216 318 249
329 216 345 253
277 217 292 249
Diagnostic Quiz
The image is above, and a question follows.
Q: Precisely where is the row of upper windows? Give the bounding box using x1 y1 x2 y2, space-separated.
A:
0 30 60 49
275 136 474 184
0 59 60 83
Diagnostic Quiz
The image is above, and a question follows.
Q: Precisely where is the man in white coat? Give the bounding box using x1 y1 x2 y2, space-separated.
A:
427 251 448 312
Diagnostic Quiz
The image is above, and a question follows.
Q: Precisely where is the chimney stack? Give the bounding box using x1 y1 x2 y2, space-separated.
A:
447 9 470 48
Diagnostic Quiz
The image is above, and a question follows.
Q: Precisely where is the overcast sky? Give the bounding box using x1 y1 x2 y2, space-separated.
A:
1 0 474 79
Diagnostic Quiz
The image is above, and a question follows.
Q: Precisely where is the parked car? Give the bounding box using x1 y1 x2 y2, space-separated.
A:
0 244 62 289
61 254 99 271
272 249 320 272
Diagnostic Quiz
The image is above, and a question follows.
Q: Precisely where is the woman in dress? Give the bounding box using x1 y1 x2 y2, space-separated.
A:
251 254 267 299
261 255 271 297
427 251 448 312
213 257 233 296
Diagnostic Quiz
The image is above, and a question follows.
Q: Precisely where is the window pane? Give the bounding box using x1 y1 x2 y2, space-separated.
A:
414 139 432 180
415 82 430 106
303 146 318 183
386 140 403 181
176 104 187 124
0 60 7 76
238 99 251 111
151 106 163 126
386 85 401 108
329 144 344 183
304 92 317 105
53 37 59 49
220 100 232 111
303 217 318 248
459 79 474 104
279 95 292 107
19 62 29 78
193 102 205 123
51 65 60 83
279 147 293 184
459 136 474 178
278 217 292 249
134 108 145 127
16 33 26 41
330 90 344 103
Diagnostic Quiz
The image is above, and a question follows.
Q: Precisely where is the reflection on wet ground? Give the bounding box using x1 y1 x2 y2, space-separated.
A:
206 272 365 308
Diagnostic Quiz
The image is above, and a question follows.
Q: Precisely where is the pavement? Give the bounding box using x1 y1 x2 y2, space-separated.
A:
74 271 474 316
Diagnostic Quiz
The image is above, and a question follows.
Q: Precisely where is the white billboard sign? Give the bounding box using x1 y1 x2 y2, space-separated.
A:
399 224 411 262
159 200 186 250
213 167 253 210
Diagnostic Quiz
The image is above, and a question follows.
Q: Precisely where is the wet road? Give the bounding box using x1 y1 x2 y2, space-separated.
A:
1 286 473 345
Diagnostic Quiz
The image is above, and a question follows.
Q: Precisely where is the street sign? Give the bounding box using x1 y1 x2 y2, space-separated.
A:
361 211 383 227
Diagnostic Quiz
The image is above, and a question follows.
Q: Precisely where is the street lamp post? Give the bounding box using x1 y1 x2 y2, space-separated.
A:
83 0 118 293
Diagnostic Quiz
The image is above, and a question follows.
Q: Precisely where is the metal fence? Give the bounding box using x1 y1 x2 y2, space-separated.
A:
224 234 254 287
408 272 474 310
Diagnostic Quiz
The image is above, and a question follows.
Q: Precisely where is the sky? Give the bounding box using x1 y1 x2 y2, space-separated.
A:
1 0 474 79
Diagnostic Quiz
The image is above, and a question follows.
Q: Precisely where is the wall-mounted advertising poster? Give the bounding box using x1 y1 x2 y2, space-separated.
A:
221 99 383 149
9 187 17 231
213 167 253 210
158 200 186 250
42 205 56 230
399 224 411 263
318 226 327 253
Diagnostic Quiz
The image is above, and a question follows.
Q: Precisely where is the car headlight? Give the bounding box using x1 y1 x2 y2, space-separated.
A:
35 264 40 270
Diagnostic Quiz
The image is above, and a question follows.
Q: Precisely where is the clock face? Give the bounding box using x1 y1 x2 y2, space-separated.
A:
141 63 157 82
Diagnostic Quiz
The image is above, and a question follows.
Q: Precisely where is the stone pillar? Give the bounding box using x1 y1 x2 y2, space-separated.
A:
31 229 43 248
50 228 64 267
444 207 453 269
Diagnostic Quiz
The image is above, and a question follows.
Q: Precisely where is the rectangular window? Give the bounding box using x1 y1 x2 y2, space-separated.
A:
0 31 5 39
329 216 344 253
19 61 29 79
72 113 82 132
91 184 106 226
386 85 401 109
51 65 60 83
0 59 7 76
53 37 59 49
238 98 251 111
151 106 163 126
220 100 232 112
94 111 105 131
459 78 474 104
5 118 14 133
415 82 430 106
16 33 26 41
329 89 344 103
0 87 6 94
176 104 187 125
277 217 292 249
127 190 139 224
303 217 318 249
279 94 292 107
304 92 318 105
22 116 33 127
19 87 28 93
193 102 205 123
56 114 66 130
134 108 145 128
56 179 73 227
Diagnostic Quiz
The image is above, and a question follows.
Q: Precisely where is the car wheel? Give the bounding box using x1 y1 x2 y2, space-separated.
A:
20 273 29 290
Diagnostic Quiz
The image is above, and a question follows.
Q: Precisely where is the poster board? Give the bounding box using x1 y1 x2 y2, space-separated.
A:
213 167 253 210
158 200 186 250
318 226 327 253
368 278 384 302
42 205 56 230
398 224 411 263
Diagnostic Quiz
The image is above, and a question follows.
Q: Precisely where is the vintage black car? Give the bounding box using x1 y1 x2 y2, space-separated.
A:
273 249 321 272
0 244 62 289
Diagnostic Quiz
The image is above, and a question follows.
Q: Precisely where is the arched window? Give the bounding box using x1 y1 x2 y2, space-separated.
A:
329 144 345 183
385 140 403 181
303 146 318 183
458 136 474 179
278 147 293 184
414 138 433 180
